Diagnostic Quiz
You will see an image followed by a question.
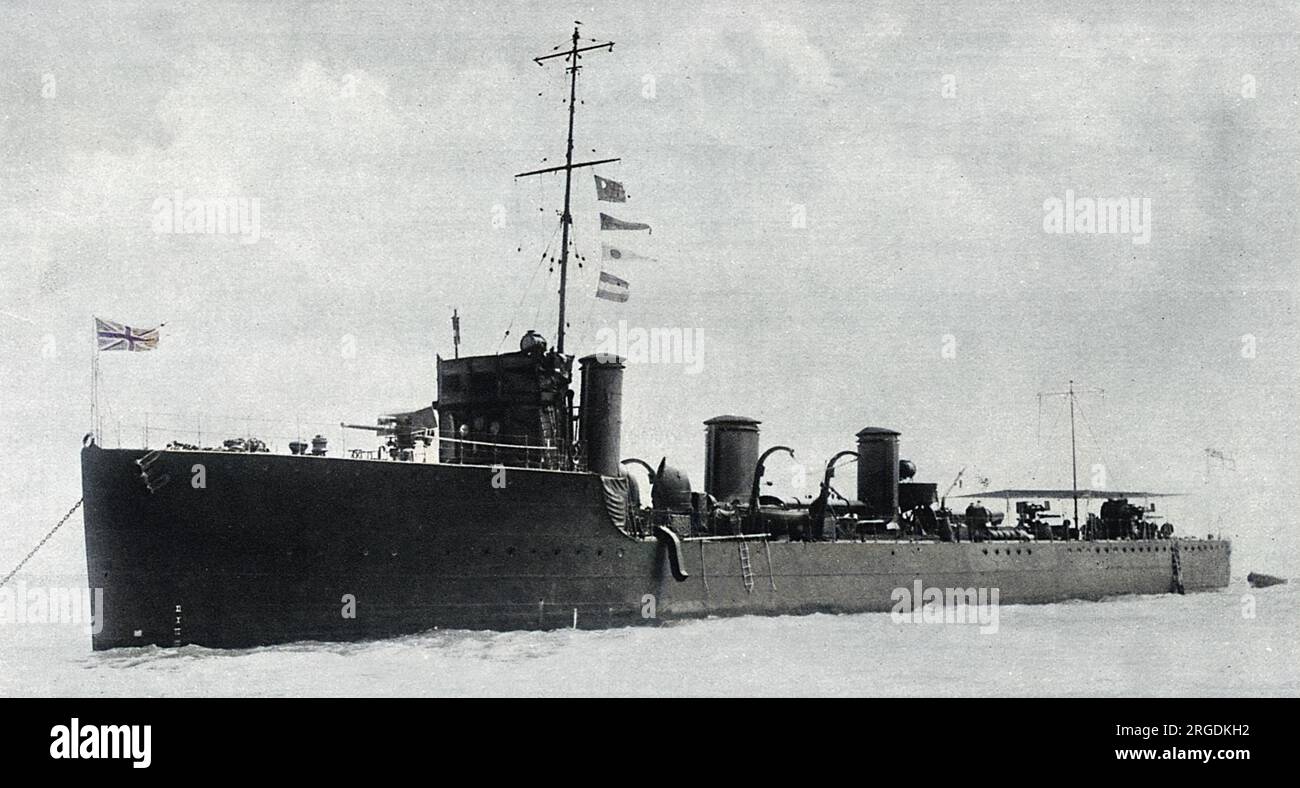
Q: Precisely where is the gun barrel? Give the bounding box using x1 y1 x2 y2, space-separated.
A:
340 423 390 433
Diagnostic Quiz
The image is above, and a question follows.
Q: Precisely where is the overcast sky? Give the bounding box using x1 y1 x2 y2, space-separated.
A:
2 1 1297 571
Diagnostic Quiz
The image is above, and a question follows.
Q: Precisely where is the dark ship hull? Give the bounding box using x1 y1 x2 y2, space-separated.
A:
81 445 1231 650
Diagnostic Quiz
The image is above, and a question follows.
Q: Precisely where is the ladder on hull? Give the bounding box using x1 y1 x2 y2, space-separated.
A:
738 541 755 592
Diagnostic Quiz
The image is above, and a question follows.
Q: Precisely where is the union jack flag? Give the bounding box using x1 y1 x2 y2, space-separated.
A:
95 317 160 352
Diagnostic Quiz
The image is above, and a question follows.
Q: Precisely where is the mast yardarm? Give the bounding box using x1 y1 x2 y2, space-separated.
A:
515 24 619 355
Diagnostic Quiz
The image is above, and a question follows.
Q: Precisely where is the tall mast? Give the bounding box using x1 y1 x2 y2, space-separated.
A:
556 26 579 354
1040 380 1103 539
516 24 619 355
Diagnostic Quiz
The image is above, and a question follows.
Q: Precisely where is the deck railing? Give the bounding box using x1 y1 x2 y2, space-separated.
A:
92 411 567 469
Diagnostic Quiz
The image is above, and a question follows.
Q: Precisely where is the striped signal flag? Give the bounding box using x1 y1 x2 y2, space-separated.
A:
596 271 630 303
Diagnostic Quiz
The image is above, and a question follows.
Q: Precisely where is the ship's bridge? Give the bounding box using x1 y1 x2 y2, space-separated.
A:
434 342 574 470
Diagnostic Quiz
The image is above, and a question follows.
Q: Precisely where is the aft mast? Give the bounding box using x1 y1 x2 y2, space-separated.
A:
515 23 619 355
1039 380 1104 537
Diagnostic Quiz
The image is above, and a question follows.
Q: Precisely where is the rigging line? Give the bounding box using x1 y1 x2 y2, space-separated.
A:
575 285 599 349
1073 397 1122 490
530 263 556 329
570 218 600 345
526 243 562 342
134 410 353 427
511 175 525 256
580 251 606 340
112 422 389 446
834 454 860 471
129 416 350 438
497 221 561 353
1025 399 1066 485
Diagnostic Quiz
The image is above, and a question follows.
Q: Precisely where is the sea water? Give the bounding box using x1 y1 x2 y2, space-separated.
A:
1 575 1294 697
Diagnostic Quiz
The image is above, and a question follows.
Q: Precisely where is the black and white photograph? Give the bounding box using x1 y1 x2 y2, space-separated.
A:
0 0 1295 763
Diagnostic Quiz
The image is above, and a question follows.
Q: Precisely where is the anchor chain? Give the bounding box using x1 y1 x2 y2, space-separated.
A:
0 498 84 590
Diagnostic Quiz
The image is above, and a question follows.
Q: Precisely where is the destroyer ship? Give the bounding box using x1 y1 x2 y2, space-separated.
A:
79 27 1230 650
